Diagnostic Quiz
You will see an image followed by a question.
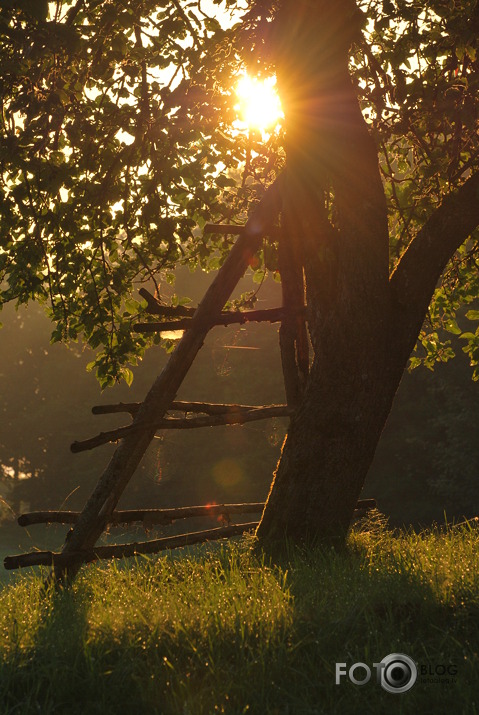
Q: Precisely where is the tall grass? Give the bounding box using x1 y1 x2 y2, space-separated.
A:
1 513 478 714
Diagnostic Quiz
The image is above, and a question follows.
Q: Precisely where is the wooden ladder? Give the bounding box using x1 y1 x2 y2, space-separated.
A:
3 176 374 581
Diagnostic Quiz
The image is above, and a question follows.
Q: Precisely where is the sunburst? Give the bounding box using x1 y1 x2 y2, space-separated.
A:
235 74 283 131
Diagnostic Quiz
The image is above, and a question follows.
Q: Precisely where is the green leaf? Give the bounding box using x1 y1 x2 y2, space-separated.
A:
122 367 134 387
444 318 461 335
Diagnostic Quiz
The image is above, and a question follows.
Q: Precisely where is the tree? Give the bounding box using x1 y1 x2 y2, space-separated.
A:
1 0 478 552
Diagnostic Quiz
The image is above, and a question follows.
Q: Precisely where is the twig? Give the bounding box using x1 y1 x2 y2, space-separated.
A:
170 0 201 46
65 0 85 25
92 400 274 416
450 517 479 530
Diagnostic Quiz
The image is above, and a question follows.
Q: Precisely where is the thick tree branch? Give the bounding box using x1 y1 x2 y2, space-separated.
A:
390 171 479 355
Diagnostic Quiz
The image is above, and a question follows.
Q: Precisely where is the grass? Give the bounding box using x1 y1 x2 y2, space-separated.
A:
0 512 478 715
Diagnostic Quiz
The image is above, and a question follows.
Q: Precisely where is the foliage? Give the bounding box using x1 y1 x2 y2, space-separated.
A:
1 524 479 714
355 0 479 375
0 0 272 386
0 0 478 385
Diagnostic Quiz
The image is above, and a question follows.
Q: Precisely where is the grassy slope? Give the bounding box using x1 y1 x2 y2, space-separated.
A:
1 515 478 715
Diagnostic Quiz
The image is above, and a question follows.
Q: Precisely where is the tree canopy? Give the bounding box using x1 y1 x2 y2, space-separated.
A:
1 0 478 386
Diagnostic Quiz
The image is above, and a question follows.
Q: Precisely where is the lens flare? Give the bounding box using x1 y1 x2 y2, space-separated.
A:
212 459 244 488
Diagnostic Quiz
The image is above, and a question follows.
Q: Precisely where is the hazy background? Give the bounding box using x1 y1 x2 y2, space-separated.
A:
2 268 479 582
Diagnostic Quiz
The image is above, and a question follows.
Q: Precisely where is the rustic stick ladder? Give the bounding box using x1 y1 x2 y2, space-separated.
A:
4 176 375 581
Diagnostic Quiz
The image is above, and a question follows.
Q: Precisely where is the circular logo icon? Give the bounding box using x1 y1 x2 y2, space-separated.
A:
377 653 417 694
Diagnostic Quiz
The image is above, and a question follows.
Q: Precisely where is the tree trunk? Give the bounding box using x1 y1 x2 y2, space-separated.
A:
256 0 396 546
256 203 408 544
256 342 403 545
255 0 479 548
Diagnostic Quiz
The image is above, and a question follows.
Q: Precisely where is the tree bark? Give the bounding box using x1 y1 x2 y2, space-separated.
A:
256 352 398 545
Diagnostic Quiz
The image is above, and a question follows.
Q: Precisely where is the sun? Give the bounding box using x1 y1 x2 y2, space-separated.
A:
235 74 283 132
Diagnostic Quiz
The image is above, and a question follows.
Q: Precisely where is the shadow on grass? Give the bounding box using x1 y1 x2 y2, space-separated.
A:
273 544 478 715
0 581 107 715
1 524 478 715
